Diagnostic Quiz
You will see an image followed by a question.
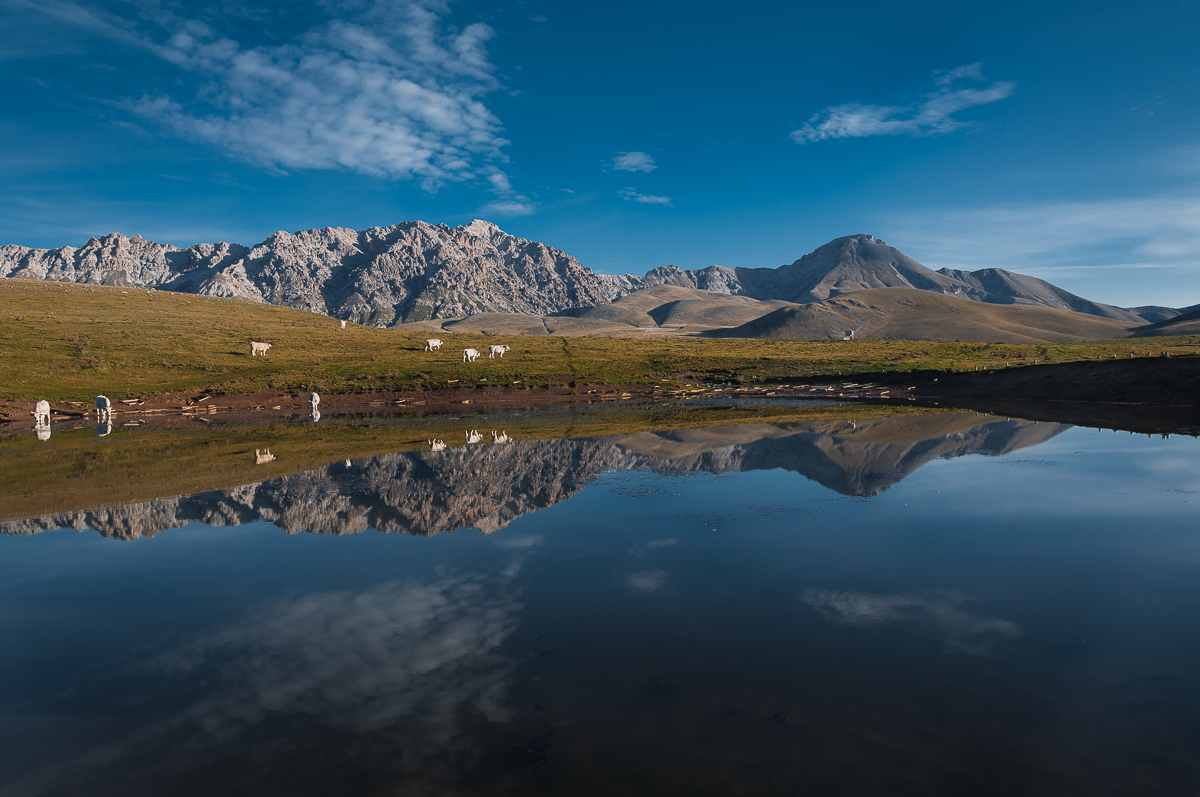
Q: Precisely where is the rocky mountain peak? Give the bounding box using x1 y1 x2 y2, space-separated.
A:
463 219 501 237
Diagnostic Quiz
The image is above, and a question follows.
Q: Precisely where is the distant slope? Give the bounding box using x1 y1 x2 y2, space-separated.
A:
603 234 1170 325
705 288 1134 343
577 284 797 329
1129 305 1200 337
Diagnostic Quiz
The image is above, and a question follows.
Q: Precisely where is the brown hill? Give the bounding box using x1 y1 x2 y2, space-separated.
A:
705 288 1133 343
1129 306 1200 337
578 284 797 329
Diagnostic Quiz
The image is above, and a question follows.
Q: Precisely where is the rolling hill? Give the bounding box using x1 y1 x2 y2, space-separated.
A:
703 288 1135 343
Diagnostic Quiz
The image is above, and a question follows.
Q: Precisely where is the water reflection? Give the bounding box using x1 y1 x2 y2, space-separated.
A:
803 589 1023 656
1 417 1197 795
160 571 521 758
1 413 1071 540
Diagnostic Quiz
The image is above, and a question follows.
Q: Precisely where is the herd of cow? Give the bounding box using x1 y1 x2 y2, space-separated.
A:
248 336 510 363
30 325 516 441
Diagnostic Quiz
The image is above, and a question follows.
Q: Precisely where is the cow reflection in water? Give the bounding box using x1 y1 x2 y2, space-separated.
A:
97 421 112 437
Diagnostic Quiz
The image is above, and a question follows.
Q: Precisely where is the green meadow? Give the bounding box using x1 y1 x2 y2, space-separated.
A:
3 279 1198 410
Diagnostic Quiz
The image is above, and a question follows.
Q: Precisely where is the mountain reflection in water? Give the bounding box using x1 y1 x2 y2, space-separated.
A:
1 412 1068 540
1 417 1198 796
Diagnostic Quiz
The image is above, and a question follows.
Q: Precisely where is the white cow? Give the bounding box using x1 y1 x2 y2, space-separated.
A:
95 395 111 422
488 344 510 359
428 439 447 451
250 341 272 356
255 448 276 464
465 430 484 444
491 430 511 444
309 392 320 410
463 348 481 362
339 320 347 329
33 400 50 428
425 338 444 352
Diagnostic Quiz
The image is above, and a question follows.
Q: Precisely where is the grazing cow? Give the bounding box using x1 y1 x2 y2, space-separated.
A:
255 448 276 464
492 430 511 444
428 439 447 451
339 320 347 329
250 341 272 356
463 348 481 362
309 392 320 410
466 430 484 444
345 459 352 468
33 400 51 428
488 344 510 359
425 338 444 352
95 395 112 422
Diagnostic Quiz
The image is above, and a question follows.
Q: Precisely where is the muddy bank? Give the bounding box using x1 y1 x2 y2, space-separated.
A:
902 398 1200 436
905 356 1200 406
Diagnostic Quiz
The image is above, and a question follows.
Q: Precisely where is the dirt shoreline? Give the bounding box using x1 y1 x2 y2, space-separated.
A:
4 356 1198 425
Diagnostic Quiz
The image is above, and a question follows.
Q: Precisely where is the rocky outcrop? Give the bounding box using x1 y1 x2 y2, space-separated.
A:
0 220 614 324
0 414 1069 541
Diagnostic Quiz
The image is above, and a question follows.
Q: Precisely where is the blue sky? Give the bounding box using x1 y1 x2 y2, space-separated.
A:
2 1 1199 307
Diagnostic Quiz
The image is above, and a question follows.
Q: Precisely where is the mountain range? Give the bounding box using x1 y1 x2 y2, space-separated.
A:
1 221 1191 339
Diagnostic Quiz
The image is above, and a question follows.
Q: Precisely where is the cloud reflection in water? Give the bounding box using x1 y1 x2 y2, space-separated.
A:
804 589 1022 655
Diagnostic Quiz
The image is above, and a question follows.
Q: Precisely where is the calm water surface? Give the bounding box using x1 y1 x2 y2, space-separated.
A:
1 412 1198 795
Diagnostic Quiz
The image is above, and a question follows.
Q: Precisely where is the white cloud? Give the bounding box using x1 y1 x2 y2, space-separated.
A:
626 569 668 592
886 196 1200 304
792 63 1015 143
619 187 672 206
479 198 536 217
35 1 514 190
613 151 657 172
804 589 1021 655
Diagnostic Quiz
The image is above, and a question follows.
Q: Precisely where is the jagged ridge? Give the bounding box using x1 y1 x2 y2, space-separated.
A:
1 226 1177 327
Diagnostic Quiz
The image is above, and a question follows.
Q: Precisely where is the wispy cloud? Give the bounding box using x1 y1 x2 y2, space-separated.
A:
792 63 1015 143
613 151 657 172
626 569 668 592
804 589 1021 655
478 198 535 217
619 187 672 206
24 0 513 191
886 195 1200 306
890 196 1200 269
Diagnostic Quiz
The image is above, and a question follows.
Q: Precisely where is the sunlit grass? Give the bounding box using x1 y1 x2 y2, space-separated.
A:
2 279 1197 409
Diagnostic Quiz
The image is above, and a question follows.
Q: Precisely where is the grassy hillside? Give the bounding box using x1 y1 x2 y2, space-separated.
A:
709 288 1135 343
1 279 1198 409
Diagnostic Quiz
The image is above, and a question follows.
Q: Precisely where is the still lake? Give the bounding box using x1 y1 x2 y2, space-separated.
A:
1 409 1198 795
